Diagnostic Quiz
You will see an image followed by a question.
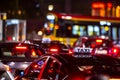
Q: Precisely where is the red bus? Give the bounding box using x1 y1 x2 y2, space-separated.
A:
44 12 120 46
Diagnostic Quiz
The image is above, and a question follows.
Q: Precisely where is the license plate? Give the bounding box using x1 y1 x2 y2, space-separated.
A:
95 50 107 54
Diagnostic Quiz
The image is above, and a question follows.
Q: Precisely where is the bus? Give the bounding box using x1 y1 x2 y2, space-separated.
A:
44 12 120 46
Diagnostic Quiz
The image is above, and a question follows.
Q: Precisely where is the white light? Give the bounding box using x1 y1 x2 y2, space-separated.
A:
61 16 72 19
100 21 106 25
46 14 55 20
11 19 19 24
12 37 15 40
107 22 111 26
38 31 43 36
100 21 111 26
48 5 54 11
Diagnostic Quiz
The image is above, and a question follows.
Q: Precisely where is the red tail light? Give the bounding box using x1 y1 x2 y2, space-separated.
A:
15 46 27 50
33 64 39 69
111 48 119 55
50 48 58 52
68 48 73 55
31 49 36 56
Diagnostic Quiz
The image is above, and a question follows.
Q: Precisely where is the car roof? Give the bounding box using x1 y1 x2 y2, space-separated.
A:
39 54 120 66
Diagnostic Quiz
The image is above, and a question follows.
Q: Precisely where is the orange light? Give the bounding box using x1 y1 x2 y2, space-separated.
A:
4 65 11 71
92 2 105 8
31 49 36 56
15 46 27 50
96 39 103 43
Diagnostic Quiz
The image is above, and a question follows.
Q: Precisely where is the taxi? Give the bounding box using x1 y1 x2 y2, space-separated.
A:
15 53 120 80
71 36 120 57
31 39 69 54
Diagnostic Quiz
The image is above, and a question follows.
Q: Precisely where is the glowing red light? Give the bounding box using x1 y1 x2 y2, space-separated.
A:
50 48 58 52
112 48 118 55
92 2 105 8
15 46 27 50
107 3 112 8
68 49 73 55
33 64 38 68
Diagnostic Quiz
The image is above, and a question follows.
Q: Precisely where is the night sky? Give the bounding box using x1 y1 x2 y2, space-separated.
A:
0 0 120 19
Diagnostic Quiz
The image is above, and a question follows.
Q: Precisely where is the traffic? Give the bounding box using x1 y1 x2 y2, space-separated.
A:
0 36 120 80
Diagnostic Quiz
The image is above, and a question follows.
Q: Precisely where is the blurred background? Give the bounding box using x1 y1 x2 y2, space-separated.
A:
0 0 120 45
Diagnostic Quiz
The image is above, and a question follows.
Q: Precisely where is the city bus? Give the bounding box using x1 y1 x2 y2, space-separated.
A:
44 12 120 46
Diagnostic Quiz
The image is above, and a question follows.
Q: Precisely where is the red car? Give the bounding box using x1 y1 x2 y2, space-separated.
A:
70 36 120 57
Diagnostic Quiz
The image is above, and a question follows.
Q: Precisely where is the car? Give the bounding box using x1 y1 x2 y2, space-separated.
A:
71 36 120 57
0 41 45 58
7 61 32 77
0 61 14 80
0 42 45 77
30 40 69 54
15 53 120 80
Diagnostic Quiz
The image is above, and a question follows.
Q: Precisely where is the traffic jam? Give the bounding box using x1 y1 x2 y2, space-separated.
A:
0 36 120 80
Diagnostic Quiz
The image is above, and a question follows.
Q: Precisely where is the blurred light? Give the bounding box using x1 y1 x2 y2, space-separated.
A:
96 39 102 43
55 25 59 29
38 31 43 36
12 37 16 40
31 49 36 57
100 21 111 26
48 5 54 11
107 3 112 8
107 22 111 26
11 19 19 24
36 4 40 8
49 23 54 28
100 21 106 25
46 14 55 20
61 16 72 19
73 25 79 30
44 23 48 28
18 10 22 15
116 6 120 17
100 35 106 39
92 2 105 8
15 46 27 50
0 13 7 20
105 26 109 31
68 26 72 30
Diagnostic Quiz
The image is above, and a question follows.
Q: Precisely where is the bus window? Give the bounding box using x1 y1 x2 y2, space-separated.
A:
112 27 118 40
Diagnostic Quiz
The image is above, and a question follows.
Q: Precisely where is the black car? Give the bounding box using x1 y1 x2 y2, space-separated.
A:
0 42 45 58
30 40 69 54
0 42 45 77
15 53 120 80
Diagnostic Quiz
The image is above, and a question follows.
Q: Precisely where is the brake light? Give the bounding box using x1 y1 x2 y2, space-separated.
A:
33 64 38 69
96 39 102 43
68 48 73 55
31 49 36 56
111 48 119 55
15 46 27 50
50 48 58 52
